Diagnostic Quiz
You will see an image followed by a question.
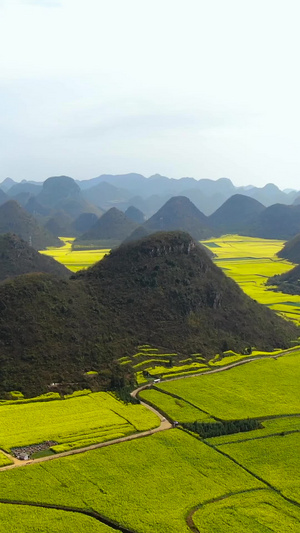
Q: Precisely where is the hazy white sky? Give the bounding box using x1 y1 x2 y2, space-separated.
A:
1 0 300 188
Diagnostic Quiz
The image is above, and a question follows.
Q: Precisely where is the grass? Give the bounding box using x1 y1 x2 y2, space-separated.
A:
0 504 119 532
157 351 300 420
0 391 159 451
0 430 263 533
193 489 300 532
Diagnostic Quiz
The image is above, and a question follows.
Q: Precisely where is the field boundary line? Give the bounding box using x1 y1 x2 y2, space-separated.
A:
185 487 268 533
0 498 138 533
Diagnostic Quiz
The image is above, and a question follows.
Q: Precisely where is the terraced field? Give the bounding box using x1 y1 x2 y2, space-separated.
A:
1 353 299 531
0 391 159 452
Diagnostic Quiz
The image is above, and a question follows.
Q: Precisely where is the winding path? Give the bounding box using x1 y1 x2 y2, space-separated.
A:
1 346 299 471
0 347 299 533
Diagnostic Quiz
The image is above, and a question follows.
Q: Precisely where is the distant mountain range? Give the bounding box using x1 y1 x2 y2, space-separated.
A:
1 173 300 246
1 173 299 217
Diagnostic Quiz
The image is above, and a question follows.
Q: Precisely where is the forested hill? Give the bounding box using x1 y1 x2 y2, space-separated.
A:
0 231 297 398
0 233 70 281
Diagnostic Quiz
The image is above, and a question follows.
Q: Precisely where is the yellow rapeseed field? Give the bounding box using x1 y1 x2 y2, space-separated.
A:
203 235 300 325
40 237 109 272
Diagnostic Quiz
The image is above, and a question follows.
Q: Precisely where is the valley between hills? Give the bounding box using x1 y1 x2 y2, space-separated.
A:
0 231 300 532
1 174 300 532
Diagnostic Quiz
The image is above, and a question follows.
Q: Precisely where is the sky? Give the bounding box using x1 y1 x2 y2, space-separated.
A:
1 0 300 189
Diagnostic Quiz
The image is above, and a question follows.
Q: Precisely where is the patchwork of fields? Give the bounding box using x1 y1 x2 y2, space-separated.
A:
0 430 264 533
0 391 159 452
203 235 300 324
0 235 298 531
155 351 300 420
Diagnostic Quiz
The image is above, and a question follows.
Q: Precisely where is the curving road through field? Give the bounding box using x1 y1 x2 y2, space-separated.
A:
1 346 299 472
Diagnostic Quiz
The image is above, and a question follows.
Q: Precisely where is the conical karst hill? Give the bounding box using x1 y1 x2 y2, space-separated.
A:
78 207 139 241
0 200 62 249
277 233 300 263
209 194 265 234
0 233 70 281
143 196 214 239
0 231 297 397
77 231 298 354
248 203 300 240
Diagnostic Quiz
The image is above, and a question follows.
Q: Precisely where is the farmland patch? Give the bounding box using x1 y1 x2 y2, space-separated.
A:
0 391 159 452
0 431 263 533
0 503 119 533
157 352 300 420
192 489 300 533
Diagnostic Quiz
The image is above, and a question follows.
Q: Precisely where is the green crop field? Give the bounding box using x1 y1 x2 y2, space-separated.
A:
0 391 159 451
139 388 213 423
157 351 300 420
193 489 300 532
219 432 300 504
0 430 263 533
0 504 119 533
203 235 300 324
5 235 300 531
40 237 109 272
0 451 13 467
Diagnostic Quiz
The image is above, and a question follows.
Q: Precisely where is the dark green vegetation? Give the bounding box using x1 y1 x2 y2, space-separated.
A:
267 233 300 294
0 200 61 249
277 232 300 262
268 264 300 295
182 419 262 439
0 233 70 281
0 231 298 397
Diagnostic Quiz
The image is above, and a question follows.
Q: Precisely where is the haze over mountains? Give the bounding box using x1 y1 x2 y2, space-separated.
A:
1 173 300 217
1 173 300 247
